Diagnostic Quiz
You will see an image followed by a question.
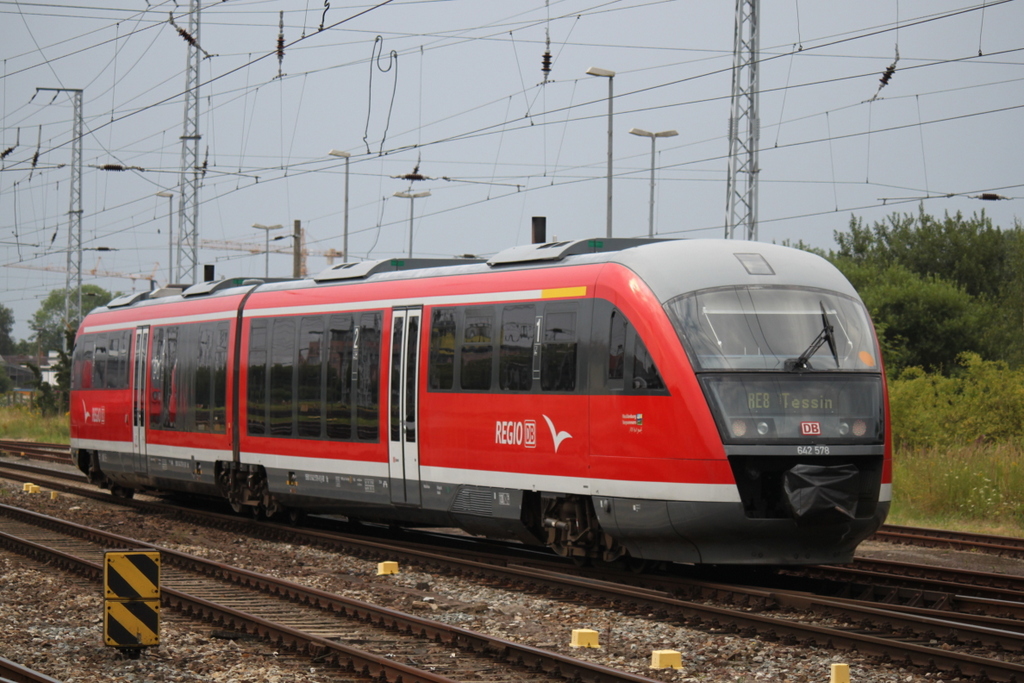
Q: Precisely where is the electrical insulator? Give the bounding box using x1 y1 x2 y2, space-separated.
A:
542 50 552 75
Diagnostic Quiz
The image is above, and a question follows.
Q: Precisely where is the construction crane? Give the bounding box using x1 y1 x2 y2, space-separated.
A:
8 259 159 285
202 238 344 277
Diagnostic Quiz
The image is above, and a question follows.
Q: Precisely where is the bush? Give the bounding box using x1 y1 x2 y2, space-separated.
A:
889 353 1024 449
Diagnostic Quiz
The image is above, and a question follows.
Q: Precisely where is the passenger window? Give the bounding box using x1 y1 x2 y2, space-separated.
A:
247 320 268 436
461 308 494 391
194 326 213 431
92 337 109 389
212 325 229 433
149 329 164 426
500 304 535 391
73 337 95 390
297 316 325 438
325 314 354 439
162 327 180 429
356 312 382 441
269 318 296 436
541 306 577 392
428 308 456 390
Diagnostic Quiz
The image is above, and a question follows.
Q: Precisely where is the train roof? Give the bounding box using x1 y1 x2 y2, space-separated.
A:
89 238 858 319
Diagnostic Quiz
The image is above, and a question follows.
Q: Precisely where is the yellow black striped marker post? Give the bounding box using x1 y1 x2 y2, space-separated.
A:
103 550 160 658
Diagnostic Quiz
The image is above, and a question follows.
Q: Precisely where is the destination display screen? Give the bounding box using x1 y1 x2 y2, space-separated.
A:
700 374 884 443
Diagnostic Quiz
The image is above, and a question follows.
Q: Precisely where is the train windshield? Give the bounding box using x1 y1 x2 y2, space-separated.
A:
665 286 879 372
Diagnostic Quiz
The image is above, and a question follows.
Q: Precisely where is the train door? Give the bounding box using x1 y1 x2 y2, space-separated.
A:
130 326 150 476
387 307 422 506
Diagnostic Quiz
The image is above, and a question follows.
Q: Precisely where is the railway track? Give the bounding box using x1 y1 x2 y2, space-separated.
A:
7 440 1024 561
0 503 660 683
0 440 72 465
0 655 63 683
4 459 1024 680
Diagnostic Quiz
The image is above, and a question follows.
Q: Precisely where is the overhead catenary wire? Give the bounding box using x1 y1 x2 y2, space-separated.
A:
1 1 1020 287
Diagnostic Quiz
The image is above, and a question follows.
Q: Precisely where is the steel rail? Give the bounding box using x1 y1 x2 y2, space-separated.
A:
0 504 661 683
0 655 64 683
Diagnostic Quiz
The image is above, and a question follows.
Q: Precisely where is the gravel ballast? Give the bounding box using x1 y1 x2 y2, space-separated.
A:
0 478 994 683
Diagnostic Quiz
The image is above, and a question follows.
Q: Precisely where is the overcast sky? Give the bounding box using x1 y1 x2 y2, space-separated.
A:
2 0 1022 343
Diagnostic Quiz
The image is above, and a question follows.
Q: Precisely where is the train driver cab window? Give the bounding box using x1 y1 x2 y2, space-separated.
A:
606 307 666 393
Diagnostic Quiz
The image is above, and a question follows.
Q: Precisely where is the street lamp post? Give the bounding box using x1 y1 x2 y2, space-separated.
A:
155 191 174 283
586 67 616 238
393 191 431 258
252 223 283 277
629 128 678 237
327 149 351 263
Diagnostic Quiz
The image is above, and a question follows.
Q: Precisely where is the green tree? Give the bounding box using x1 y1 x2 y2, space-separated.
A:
29 285 113 352
833 208 1018 300
836 259 989 374
0 303 15 356
26 327 73 417
827 209 1024 371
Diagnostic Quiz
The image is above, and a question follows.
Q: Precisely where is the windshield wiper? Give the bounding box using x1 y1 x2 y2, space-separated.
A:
785 301 839 371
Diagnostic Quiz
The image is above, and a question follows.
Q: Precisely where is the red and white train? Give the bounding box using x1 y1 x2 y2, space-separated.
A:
70 238 890 566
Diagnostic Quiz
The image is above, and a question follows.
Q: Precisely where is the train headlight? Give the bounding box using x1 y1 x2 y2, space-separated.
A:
756 421 770 436
852 419 868 437
731 419 748 437
838 422 850 436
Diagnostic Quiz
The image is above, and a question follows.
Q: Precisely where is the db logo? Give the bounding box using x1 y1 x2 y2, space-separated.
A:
800 421 821 436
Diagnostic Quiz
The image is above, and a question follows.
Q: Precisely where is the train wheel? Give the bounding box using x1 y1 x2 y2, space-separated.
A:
625 557 649 574
229 499 246 514
110 485 135 499
286 508 307 526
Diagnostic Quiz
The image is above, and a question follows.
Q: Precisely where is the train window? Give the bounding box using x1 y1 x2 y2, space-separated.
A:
92 339 109 389
105 333 123 389
541 305 577 392
161 327 180 430
72 337 95 390
247 320 268 436
149 329 164 427
325 314 354 439
194 326 214 431
608 310 627 386
212 324 228 433
604 306 666 394
297 316 325 438
500 304 535 391
389 315 404 442
428 308 456 390
269 318 296 437
461 307 494 391
404 314 419 442
632 337 665 390
356 312 381 441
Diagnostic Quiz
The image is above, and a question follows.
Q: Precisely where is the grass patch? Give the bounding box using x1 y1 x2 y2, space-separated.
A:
890 443 1024 537
0 405 69 444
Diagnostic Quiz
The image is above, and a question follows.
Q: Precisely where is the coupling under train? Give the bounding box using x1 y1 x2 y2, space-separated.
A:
70 238 891 566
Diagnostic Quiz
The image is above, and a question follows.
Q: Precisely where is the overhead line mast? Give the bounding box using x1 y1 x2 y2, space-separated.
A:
724 0 760 241
176 0 202 283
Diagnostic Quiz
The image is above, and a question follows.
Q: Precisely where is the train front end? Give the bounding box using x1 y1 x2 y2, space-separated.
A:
624 241 890 565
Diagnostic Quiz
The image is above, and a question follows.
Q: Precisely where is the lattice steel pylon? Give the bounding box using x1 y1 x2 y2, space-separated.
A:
724 0 760 241
37 87 83 337
176 0 202 283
